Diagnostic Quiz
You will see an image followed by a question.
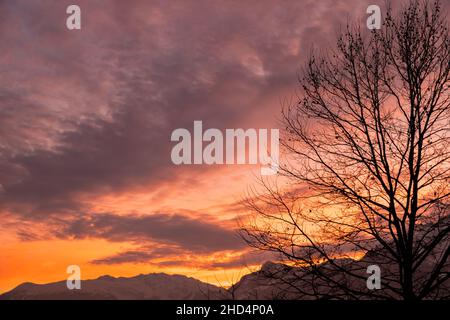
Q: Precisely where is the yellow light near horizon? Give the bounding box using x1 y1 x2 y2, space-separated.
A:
0 234 260 294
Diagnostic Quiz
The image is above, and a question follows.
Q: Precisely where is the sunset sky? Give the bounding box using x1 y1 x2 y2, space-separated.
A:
0 0 432 293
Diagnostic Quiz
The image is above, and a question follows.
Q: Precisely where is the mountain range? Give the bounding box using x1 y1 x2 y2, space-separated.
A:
1 251 448 299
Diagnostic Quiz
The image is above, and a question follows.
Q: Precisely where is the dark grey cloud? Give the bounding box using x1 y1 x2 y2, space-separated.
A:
0 0 371 220
90 246 184 265
91 244 279 269
56 212 246 252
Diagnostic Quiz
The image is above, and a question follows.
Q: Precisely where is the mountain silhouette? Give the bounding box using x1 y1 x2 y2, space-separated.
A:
2 248 448 300
0 273 227 300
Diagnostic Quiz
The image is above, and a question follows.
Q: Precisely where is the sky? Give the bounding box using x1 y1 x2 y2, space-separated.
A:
0 0 413 293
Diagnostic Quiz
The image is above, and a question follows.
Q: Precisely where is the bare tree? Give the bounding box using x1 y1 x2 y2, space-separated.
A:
241 0 450 300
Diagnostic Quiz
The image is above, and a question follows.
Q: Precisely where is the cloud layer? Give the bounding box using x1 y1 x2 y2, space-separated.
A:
2 0 431 274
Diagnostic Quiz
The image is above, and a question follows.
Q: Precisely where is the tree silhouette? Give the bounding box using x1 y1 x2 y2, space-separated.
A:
241 0 449 300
